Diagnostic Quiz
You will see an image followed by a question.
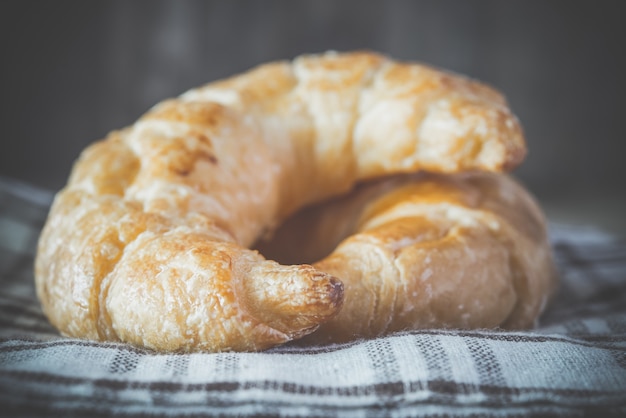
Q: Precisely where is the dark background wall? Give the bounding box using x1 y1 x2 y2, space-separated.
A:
1 1 625 233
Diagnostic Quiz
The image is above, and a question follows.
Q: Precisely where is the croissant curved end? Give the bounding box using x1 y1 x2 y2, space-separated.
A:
242 262 345 338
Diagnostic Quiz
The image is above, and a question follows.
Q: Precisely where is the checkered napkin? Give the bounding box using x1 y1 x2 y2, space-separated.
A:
1 177 625 417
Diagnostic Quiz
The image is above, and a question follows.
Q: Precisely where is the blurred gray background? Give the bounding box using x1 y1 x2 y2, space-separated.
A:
1 0 625 235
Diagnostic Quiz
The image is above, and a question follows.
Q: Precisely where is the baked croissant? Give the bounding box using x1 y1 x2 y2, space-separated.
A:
36 51 529 352
257 171 558 344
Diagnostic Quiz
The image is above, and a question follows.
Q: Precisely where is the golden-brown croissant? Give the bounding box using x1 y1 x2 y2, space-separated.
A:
257 171 558 344
35 51 529 352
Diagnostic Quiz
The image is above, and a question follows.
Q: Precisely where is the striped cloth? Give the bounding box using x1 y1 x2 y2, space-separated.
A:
1 177 625 417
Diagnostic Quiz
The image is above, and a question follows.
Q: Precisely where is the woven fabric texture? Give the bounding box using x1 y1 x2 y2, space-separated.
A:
0 178 625 417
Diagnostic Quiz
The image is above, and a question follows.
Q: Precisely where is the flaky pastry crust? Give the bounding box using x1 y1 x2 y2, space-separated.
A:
257 171 558 343
36 51 530 352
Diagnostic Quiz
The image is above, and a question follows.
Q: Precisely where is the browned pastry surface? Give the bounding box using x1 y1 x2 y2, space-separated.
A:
257 172 558 344
35 51 532 352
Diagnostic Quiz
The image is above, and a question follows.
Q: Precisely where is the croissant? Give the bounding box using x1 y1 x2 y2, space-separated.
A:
257 171 558 344
36 51 528 352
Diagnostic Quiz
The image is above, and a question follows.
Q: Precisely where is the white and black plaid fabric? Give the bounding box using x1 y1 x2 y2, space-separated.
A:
1 178 625 417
